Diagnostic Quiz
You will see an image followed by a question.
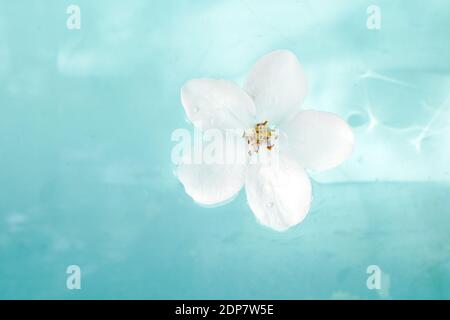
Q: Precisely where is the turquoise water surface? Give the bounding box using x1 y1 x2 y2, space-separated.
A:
0 0 449 299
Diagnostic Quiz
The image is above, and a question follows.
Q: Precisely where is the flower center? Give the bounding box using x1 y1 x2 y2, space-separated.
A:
243 121 277 156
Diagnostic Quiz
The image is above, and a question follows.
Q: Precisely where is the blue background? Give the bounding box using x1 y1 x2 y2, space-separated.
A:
0 0 449 299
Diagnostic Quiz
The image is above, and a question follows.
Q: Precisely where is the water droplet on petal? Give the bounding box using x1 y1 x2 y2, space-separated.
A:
266 202 274 208
193 107 199 113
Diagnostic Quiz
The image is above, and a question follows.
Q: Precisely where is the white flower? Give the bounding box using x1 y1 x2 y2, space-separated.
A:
176 50 354 231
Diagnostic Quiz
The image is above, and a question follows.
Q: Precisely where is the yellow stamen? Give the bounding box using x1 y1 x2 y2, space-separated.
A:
243 121 277 155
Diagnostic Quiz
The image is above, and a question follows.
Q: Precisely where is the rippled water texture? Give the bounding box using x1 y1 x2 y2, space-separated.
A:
0 0 449 299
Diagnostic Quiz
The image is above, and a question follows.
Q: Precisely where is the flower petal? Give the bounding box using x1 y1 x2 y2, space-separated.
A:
181 79 256 130
177 162 246 206
244 50 308 124
281 110 354 172
245 156 312 231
